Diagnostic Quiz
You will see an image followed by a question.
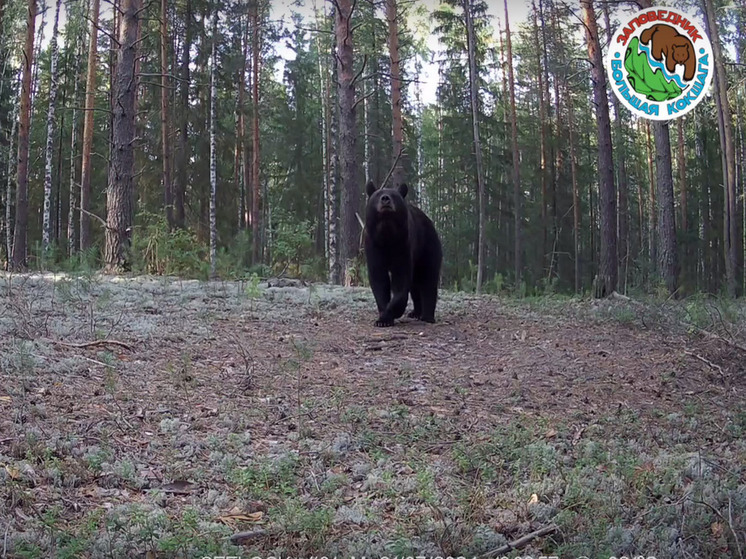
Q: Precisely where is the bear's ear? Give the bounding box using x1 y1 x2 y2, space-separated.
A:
366 181 377 197
397 183 408 199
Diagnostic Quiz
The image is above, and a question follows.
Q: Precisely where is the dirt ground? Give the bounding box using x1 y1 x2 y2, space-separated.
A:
1 273 744 558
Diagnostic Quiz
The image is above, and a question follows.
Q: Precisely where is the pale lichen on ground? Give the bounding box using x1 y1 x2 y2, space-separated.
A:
0 272 744 557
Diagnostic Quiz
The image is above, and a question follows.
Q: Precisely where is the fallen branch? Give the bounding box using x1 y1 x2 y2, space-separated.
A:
684 350 725 377
48 339 133 351
695 327 746 354
478 524 559 558
380 146 404 189
229 529 267 544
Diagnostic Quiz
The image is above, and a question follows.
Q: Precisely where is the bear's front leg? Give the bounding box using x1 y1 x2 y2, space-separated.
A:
366 247 393 326
377 259 411 326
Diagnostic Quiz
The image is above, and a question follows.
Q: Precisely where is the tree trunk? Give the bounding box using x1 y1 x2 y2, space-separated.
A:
80 0 100 252
678 117 688 284
4 102 17 266
174 0 191 229
703 0 738 297
464 0 486 293
386 0 404 187
315 5 330 259
104 0 140 273
532 0 548 276
603 1 630 292
653 122 679 295
580 0 617 297
565 79 581 293
160 0 173 229
503 0 522 286
208 2 218 277
335 0 360 284
11 0 36 271
42 0 62 258
646 120 657 269
370 27 382 187
68 39 83 255
328 5 340 284
234 39 244 233
251 0 261 264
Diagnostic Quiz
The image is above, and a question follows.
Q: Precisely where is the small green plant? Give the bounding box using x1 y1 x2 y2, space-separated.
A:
271 498 333 550
131 211 208 278
230 454 300 500
269 211 316 278
84 447 111 474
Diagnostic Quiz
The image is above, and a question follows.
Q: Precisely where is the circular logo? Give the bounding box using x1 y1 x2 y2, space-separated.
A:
606 8 713 121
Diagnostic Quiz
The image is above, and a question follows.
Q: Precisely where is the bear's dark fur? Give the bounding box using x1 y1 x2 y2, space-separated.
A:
640 24 696 81
364 181 442 327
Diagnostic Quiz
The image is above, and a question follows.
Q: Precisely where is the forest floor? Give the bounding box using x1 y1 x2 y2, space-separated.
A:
1 272 745 558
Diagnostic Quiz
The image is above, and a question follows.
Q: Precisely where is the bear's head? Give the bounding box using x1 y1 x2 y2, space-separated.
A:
670 39 692 65
366 181 409 218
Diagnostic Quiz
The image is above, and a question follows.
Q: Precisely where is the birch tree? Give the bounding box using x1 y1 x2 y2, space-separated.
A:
209 0 218 277
328 4 340 284
42 0 62 256
335 0 360 284
4 101 17 265
68 39 84 255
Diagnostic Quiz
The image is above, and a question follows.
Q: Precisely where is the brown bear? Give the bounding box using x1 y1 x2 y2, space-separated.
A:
640 24 696 81
363 181 442 327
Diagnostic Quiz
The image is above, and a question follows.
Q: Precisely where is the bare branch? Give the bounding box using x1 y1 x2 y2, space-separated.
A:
380 146 404 189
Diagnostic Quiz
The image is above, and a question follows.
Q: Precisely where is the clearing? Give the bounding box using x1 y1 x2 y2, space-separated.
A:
1 273 744 558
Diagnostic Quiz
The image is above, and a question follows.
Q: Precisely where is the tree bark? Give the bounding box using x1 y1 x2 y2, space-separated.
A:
174 0 191 229
160 0 173 229
68 39 83 255
678 117 688 284
251 0 261 264
11 0 36 270
4 102 17 266
104 0 140 273
464 0 486 293
209 3 218 277
703 0 738 297
335 0 360 284
653 122 680 295
503 0 522 286
386 0 404 187
580 0 617 297
328 4 340 284
532 0 549 276
42 0 62 257
602 1 630 292
646 120 657 269
79 0 100 252
565 78 581 293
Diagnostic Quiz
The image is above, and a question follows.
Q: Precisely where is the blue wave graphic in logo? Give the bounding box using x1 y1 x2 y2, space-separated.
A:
637 41 689 90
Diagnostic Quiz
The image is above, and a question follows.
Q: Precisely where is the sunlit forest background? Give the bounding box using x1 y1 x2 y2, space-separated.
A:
0 0 744 298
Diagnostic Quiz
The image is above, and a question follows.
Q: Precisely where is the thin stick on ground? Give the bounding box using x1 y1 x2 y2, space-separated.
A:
684 350 725 378
47 338 133 350
478 524 559 558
